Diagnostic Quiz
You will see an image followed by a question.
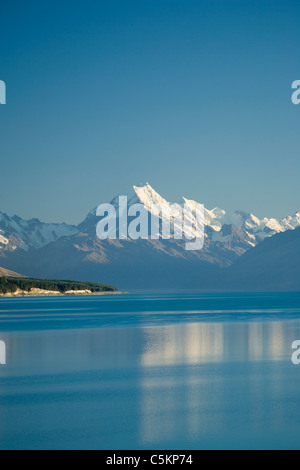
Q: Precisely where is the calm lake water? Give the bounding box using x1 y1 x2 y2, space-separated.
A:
0 292 300 450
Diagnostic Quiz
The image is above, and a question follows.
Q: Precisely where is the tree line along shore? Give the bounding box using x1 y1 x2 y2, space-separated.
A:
0 277 118 297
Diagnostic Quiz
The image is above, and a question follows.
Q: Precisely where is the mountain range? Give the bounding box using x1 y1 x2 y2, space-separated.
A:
0 183 299 291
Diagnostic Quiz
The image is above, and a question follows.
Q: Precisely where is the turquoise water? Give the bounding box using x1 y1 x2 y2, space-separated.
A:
0 293 300 450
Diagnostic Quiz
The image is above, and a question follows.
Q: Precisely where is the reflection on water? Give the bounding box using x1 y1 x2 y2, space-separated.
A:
139 321 300 448
0 320 297 376
141 321 290 366
1 295 300 449
142 324 224 366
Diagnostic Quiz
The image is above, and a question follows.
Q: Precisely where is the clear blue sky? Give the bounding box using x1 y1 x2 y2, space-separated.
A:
0 0 299 224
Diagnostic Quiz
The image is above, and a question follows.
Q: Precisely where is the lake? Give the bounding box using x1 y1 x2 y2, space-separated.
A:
0 292 300 450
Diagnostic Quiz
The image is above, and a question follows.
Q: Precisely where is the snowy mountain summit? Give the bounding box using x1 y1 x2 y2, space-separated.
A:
103 183 300 248
0 183 299 264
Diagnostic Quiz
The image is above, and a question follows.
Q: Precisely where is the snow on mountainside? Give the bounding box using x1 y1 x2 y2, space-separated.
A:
0 212 77 252
107 183 300 247
1 183 299 289
0 183 299 261
72 183 300 272
203 205 300 242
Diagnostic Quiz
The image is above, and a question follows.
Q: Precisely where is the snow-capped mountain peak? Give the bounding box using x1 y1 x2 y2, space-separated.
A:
133 183 169 210
83 183 300 246
1 184 299 264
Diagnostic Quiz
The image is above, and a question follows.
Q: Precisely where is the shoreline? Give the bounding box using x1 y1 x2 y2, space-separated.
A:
0 288 124 298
